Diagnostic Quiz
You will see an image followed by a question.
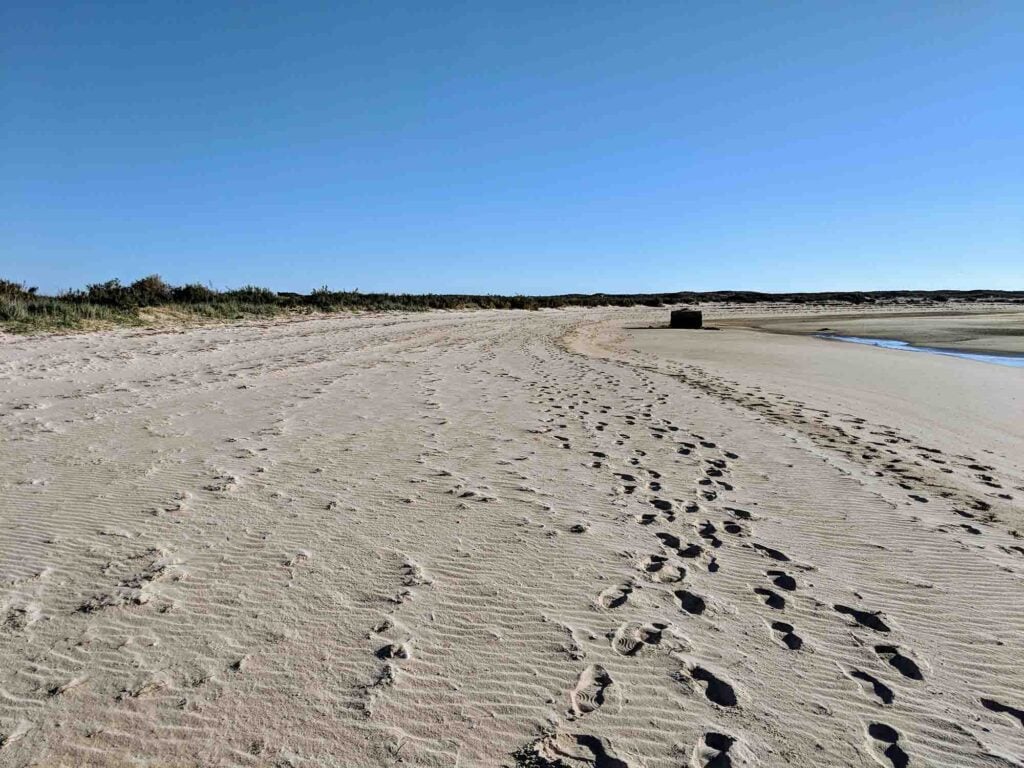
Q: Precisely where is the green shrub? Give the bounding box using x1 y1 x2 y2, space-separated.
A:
171 283 218 303
223 285 277 304
0 279 37 298
129 274 172 305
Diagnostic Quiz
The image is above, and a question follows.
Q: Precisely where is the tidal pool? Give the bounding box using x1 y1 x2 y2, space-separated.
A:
816 334 1024 368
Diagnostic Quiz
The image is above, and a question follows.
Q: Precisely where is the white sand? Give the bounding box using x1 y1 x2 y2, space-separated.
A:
1 307 1021 767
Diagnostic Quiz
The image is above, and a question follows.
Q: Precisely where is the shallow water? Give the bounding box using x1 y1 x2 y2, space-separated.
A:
817 334 1024 368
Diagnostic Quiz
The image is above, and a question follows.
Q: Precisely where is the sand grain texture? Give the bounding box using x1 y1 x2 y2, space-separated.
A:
1 307 1022 767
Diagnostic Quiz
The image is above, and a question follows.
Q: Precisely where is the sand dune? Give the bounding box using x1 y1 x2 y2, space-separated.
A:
1 307 1021 767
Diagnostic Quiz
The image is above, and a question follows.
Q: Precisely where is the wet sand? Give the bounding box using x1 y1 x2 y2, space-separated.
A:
721 308 1024 355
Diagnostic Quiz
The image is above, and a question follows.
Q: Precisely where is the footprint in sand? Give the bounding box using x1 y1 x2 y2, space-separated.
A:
867 722 910 767
596 582 633 610
874 645 923 680
656 532 703 559
753 587 785 610
980 697 1024 727
674 589 708 615
637 554 685 583
847 669 894 705
769 621 803 650
524 733 630 768
726 507 754 521
400 559 432 587
571 664 613 716
766 570 796 591
691 732 739 768
834 604 891 633
680 664 738 707
698 522 723 548
721 520 745 535
751 543 790 562
656 531 681 549
375 642 410 660
610 621 669 656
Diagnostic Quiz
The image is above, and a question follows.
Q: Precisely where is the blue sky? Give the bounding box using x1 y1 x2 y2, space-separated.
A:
2 1 1021 294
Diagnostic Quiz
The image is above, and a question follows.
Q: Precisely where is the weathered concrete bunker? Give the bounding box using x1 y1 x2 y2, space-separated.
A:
669 309 703 329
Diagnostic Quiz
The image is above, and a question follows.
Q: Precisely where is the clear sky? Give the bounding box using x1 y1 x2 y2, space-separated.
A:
2 2 1022 295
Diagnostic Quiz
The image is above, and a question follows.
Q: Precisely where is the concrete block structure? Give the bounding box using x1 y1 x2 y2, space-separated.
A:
669 309 702 328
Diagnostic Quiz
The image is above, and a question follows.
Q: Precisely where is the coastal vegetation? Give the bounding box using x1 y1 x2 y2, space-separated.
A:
2 276 1021 333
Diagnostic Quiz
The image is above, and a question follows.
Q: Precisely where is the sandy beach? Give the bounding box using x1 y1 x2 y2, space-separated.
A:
1 306 1022 767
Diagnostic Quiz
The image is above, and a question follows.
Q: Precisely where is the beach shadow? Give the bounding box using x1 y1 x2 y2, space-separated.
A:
624 325 721 331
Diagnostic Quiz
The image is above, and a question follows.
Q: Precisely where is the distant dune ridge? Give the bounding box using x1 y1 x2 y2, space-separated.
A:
0 303 1021 766
2 274 1023 332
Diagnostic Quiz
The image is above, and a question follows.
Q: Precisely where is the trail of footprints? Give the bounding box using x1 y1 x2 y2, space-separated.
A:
507 352 1011 768
429 338 1016 767
358 557 432 716
643 359 1022 561
515 362 767 762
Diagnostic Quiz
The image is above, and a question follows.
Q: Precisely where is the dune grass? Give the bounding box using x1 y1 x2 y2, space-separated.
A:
2 276 1021 334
